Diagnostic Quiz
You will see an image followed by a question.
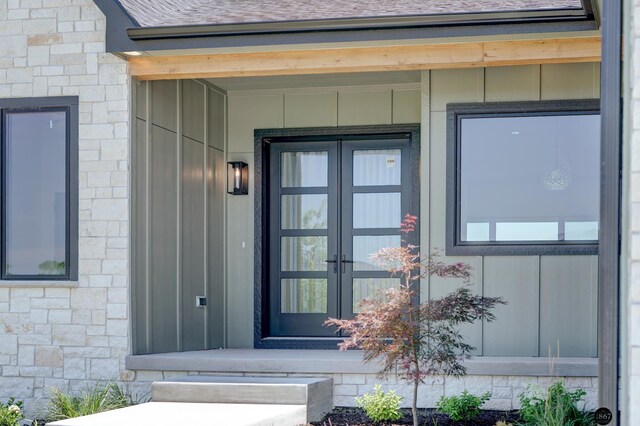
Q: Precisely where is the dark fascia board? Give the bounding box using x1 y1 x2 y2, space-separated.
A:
108 20 598 54
93 0 139 53
586 0 601 26
95 0 597 54
127 8 589 40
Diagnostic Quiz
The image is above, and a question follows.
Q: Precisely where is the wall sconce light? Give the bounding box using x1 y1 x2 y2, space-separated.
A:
227 161 249 195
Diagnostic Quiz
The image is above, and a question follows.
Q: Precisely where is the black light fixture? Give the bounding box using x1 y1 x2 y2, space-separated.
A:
227 161 249 195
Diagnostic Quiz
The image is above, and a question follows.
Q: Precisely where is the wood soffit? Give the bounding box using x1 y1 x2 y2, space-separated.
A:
128 36 602 80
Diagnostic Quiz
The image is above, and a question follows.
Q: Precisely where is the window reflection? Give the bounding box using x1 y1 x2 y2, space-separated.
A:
353 235 401 271
281 194 328 230
353 278 401 313
5 110 67 276
281 236 327 271
353 149 401 186
459 113 600 243
353 193 401 229
281 151 328 187
281 279 327 313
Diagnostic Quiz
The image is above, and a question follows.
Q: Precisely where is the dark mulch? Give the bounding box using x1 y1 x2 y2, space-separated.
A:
312 407 521 426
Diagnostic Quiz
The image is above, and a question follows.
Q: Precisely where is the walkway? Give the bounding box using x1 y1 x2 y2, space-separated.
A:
47 402 307 426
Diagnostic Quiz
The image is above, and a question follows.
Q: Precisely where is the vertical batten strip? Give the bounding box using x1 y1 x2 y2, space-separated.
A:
420 71 430 305
145 80 153 354
535 66 542 359
203 85 209 349
481 258 485 355
537 255 542 357
478 68 486 356
390 89 394 124
176 80 183 352
222 92 229 347
535 65 540 362
223 92 230 348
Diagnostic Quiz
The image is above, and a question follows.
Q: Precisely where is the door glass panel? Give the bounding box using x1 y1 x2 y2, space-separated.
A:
353 149 401 186
353 235 401 271
281 279 327 313
353 193 401 229
281 151 328 187
281 194 328 229
281 236 327 271
353 278 401 312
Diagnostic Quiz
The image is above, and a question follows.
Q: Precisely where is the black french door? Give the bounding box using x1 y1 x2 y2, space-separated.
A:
267 134 414 337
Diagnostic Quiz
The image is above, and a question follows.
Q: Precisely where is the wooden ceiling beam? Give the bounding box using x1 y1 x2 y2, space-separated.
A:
129 36 601 80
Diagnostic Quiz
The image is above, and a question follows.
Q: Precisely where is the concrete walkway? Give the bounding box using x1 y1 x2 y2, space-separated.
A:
47 402 307 426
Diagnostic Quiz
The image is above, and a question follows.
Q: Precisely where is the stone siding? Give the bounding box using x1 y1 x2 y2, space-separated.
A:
0 0 129 416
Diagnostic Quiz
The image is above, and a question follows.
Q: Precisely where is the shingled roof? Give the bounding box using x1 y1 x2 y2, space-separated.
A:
116 0 583 28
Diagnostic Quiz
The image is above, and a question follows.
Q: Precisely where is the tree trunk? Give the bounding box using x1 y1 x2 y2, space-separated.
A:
412 378 419 426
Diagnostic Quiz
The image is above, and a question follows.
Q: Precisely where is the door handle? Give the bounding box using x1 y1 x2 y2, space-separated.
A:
325 255 338 273
341 255 354 273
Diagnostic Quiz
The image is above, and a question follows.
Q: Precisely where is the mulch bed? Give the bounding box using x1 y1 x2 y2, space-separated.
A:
312 407 521 426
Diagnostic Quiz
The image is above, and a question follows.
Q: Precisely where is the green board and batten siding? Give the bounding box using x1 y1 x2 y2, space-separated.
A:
225 86 421 347
428 65 599 358
224 64 599 356
132 63 599 357
132 79 226 354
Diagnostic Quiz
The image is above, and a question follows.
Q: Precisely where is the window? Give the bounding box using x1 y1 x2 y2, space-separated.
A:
0 97 78 280
446 100 600 256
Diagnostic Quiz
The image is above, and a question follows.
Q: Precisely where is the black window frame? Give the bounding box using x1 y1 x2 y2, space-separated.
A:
0 96 79 281
445 99 600 256
254 124 420 349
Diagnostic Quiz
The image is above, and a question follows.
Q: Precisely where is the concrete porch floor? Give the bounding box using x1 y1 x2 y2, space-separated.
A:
125 349 598 377
47 402 307 426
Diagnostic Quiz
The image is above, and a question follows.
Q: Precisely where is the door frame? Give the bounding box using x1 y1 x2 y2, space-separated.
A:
254 124 420 349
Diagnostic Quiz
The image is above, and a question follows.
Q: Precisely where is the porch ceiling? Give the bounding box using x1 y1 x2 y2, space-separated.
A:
128 36 601 81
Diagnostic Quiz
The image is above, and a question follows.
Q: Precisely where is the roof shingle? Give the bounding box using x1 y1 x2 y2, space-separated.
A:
116 0 583 28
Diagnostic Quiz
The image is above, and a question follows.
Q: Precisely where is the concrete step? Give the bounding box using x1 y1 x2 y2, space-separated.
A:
47 402 307 426
152 375 333 422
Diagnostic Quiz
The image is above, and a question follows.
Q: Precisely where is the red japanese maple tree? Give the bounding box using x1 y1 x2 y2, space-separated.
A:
325 214 504 426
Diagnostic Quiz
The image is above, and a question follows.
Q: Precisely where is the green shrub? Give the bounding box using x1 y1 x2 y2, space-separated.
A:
0 398 25 426
46 382 140 422
436 390 491 421
518 381 591 426
356 384 403 423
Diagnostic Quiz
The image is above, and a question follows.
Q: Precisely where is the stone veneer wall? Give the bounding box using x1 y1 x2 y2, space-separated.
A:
129 370 598 412
0 0 130 415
